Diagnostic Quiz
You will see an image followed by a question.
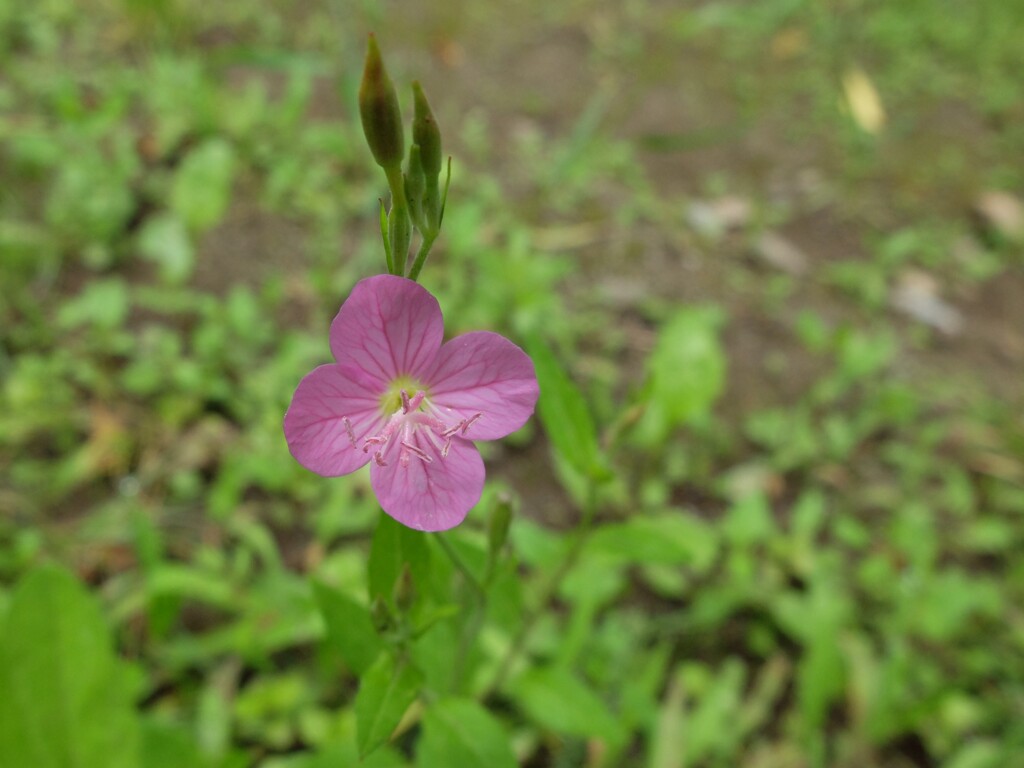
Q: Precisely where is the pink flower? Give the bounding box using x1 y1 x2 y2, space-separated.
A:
284 275 539 531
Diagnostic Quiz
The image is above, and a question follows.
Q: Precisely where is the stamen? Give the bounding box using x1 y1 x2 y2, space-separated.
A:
361 391 470 468
401 441 433 463
342 417 357 447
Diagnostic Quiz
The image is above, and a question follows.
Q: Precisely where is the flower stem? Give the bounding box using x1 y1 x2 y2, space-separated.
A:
435 533 488 693
480 486 599 699
406 231 438 282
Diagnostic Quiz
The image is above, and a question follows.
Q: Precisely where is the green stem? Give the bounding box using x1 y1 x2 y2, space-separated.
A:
436 533 487 693
480 486 599 699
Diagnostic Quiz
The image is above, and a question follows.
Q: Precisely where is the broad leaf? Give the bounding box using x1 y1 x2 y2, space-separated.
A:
635 306 725 446
137 212 194 283
0 565 139 768
415 698 517 768
356 653 423 758
509 666 621 742
367 513 431 606
170 137 236 232
312 580 382 675
586 514 718 569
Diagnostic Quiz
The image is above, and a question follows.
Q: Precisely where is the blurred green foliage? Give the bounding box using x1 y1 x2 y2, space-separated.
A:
2 0 1024 767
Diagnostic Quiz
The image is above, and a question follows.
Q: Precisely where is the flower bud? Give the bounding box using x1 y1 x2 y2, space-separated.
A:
388 197 412 273
488 492 515 557
404 143 426 230
393 563 417 614
413 82 443 234
359 34 404 172
370 595 394 634
412 81 442 178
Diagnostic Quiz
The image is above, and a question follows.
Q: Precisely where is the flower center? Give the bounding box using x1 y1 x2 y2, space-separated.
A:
346 387 482 469
379 376 426 415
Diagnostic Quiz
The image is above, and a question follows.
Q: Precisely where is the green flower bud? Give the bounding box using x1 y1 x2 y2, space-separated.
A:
359 34 404 172
412 81 442 178
388 195 411 273
488 492 515 557
370 595 394 634
404 143 426 230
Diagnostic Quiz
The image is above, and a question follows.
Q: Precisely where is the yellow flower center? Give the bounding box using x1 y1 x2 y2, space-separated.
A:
380 376 428 414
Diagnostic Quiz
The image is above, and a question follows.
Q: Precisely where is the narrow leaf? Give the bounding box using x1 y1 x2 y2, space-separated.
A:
524 334 602 480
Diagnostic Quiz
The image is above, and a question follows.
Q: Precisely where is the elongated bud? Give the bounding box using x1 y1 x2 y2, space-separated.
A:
412 81 442 178
405 143 426 230
488 492 514 557
388 197 411 274
359 34 404 172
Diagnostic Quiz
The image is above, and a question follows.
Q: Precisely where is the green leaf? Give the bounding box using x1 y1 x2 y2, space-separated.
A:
680 660 747 763
262 739 406 768
56 278 129 330
635 306 725 445
415 698 517 768
509 666 621 742
356 653 423 758
0 565 139 768
170 137 236 232
586 514 718 568
524 334 603 480
367 513 431 606
137 212 195 283
141 718 244 768
722 492 776 547
312 580 382 675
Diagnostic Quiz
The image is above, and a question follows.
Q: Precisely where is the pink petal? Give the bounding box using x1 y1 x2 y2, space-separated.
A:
284 364 385 476
426 331 540 441
371 434 484 532
330 275 444 385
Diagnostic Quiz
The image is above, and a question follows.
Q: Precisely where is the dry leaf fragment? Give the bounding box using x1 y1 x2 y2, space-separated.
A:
842 66 886 134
